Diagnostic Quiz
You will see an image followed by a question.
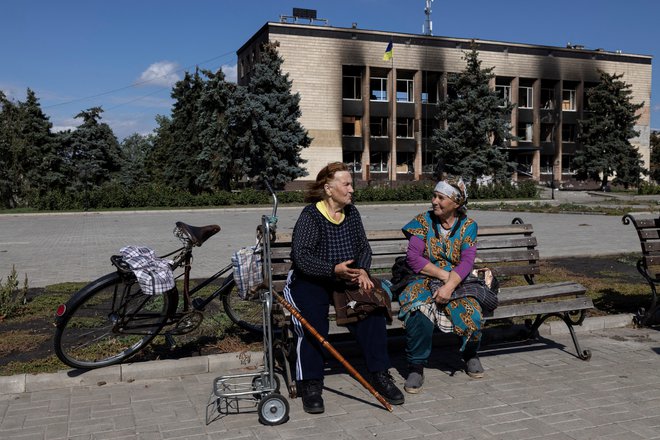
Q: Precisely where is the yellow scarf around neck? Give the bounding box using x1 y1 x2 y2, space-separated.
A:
316 201 345 225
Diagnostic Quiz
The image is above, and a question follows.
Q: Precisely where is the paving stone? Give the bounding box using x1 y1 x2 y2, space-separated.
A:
2 328 660 439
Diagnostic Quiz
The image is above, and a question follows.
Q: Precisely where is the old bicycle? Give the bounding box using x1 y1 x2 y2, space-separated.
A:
53 212 270 370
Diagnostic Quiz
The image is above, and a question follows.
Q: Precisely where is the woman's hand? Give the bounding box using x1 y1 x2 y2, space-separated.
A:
334 260 373 290
354 269 374 290
433 270 462 305
432 283 453 304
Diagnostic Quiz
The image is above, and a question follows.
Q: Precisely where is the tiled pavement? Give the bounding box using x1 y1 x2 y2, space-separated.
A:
1 326 659 439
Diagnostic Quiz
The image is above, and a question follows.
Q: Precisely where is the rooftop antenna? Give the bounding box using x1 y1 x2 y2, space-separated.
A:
423 0 433 35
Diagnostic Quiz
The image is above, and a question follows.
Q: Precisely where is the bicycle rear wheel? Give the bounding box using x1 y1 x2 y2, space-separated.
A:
54 272 176 369
222 273 265 334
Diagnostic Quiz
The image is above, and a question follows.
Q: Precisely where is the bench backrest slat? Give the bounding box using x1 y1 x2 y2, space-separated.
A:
641 241 660 253
267 221 540 292
640 229 660 240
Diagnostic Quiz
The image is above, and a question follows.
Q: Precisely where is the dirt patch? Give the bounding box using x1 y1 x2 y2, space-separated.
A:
0 254 652 375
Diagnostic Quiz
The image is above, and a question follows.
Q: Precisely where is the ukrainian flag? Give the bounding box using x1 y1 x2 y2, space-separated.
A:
383 40 393 61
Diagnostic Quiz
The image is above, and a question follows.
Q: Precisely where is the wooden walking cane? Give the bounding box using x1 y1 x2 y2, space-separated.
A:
273 292 393 412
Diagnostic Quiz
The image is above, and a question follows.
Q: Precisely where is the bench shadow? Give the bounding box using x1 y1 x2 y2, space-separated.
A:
479 336 575 359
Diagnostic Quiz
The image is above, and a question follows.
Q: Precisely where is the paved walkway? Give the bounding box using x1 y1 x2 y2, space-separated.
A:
1 326 659 439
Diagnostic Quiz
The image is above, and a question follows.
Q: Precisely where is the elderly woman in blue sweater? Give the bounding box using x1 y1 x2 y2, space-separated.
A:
283 162 404 414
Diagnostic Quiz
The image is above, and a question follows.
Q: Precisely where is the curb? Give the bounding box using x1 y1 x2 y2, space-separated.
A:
0 350 262 395
0 314 634 395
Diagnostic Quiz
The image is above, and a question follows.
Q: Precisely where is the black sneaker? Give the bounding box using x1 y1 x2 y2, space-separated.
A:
370 371 405 405
299 379 324 414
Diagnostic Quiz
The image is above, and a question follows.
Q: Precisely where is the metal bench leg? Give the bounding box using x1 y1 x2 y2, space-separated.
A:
274 325 298 399
635 259 659 327
561 312 592 361
525 312 591 361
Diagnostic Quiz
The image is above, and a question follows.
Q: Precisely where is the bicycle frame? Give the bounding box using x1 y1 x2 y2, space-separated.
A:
159 229 234 320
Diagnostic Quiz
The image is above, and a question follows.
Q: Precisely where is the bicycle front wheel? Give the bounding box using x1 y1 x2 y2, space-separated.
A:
222 273 265 334
54 272 176 369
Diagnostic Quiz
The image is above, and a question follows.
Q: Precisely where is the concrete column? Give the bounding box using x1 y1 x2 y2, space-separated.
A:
389 67 397 182
414 70 422 180
554 80 563 186
361 65 370 182
532 78 541 181
577 80 585 119
510 77 519 148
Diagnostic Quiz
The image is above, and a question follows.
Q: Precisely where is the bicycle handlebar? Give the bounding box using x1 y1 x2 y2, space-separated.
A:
263 180 278 221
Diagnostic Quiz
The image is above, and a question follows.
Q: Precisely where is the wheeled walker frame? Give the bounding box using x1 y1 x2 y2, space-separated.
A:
206 191 290 426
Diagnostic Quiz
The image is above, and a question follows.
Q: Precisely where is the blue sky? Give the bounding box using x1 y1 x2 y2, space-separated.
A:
1 0 658 140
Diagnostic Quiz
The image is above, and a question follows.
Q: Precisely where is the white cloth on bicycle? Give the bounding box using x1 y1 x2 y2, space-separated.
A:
119 246 175 295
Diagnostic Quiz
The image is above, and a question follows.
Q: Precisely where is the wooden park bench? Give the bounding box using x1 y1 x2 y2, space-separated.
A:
622 213 660 326
268 218 593 395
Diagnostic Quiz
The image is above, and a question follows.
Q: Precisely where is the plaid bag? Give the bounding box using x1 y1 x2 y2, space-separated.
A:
429 268 499 315
119 246 175 295
231 245 264 300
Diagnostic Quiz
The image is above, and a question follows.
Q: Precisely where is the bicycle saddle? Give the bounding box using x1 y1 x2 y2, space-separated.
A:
175 221 221 246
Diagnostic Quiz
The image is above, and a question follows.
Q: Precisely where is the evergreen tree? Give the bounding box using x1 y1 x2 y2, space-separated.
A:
431 45 514 184
119 133 153 186
0 89 58 207
163 69 205 194
145 114 173 185
0 92 20 208
63 107 123 194
649 131 660 183
19 89 63 197
573 71 645 189
196 68 240 191
233 41 310 188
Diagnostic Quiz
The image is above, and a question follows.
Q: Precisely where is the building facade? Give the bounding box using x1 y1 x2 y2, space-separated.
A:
237 21 652 186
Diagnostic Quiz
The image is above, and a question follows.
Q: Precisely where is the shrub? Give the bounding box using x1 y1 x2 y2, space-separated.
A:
0 266 28 320
638 181 660 195
23 180 539 211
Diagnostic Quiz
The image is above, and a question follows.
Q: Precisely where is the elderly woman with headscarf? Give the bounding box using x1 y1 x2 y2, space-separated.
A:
398 175 484 394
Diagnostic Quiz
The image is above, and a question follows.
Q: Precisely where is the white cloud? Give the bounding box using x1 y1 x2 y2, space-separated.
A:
138 61 181 87
51 125 77 133
222 64 237 83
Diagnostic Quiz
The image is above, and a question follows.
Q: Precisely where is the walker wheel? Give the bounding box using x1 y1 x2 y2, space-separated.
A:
257 393 289 425
251 374 281 399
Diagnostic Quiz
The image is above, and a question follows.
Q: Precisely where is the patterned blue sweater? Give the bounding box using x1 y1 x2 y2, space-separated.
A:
291 203 372 280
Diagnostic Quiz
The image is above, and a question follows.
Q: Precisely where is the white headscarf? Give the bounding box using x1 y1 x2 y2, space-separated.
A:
434 176 468 209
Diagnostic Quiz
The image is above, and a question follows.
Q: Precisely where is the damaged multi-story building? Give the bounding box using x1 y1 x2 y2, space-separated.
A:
237 9 652 187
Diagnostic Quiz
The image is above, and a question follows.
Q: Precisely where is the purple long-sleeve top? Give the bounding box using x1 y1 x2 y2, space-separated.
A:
406 235 476 280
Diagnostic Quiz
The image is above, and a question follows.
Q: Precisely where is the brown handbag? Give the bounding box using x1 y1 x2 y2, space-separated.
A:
333 278 393 326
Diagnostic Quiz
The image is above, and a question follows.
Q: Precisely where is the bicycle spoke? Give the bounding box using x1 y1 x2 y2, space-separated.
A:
54 272 172 369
